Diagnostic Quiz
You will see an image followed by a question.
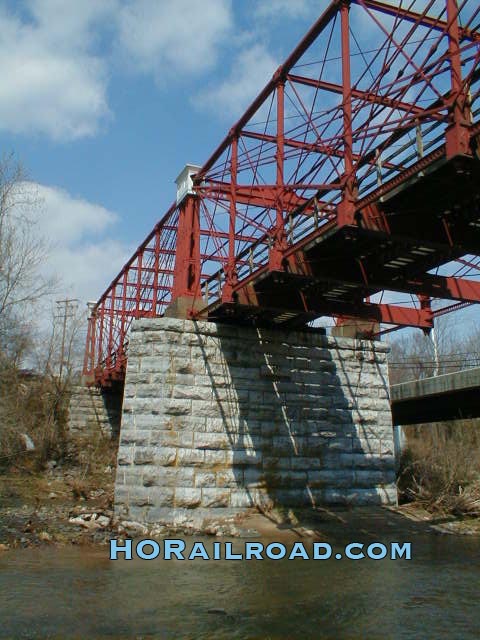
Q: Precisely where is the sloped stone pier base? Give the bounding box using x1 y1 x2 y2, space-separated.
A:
114 318 396 528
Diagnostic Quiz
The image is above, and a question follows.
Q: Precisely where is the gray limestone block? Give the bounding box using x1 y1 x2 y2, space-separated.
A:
155 447 180 467
379 439 394 456
308 359 337 373
139 355 175 373
328 487 397 505
194 374 231 388
270 435 305 455
159 415 207 432
133 414 162 429
149 431 181 448
205 417 238 433
123 505 148 522
326 437 353 452
376 411 394 426
230 490 255 508
154 372 195 386
114 485 130 505
120 429 151 446
193 432 231 450
327 408 354 424
259 364 292 381
124 372 151 385
163 399 192 416
214 387 250 402
180 332 207 346
123 385 137 399
117 446 134 466
229 449 262 466
175 488 202 509
190 401 224 418
263 456 291 470
260 422 282 437
127 341 152 358
172 386 213 401
242 467 265 487
281 470 308 486
216 468 243 488
349 453 395 469
176 448 205 467
352 437 382 454
307 469 354 487
158 467 195 487
134 448 156 465
269 488 313 507
290 456 322 470
203 449 227 466
123 398 166 414
201 488 231 508
128 486 154 507
353 469 395 487
194 472 217 488
134 384 164 399
149 487 175 507
308 346 332 360
227 365 262 380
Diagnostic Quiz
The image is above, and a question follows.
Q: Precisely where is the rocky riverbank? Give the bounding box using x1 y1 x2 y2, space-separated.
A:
2 460 480 552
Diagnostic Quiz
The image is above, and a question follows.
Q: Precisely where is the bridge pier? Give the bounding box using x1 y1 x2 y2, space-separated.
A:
114 318 397 528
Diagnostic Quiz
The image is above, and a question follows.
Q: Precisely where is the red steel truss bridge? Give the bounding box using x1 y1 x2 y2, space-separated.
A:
84 0 480 387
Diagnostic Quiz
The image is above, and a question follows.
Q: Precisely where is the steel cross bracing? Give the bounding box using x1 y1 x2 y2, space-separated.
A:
84 0 480 386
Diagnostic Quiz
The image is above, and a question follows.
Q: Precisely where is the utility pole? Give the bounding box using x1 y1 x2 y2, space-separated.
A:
55 299 78 382
431 327 440 377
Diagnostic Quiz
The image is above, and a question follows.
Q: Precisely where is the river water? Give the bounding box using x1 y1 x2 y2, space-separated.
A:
0 530 479 639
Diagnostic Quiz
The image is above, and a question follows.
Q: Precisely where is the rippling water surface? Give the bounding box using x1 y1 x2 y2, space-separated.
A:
0 532 479 639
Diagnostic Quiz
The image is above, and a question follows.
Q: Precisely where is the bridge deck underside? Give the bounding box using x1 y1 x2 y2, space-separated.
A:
205 156 480 330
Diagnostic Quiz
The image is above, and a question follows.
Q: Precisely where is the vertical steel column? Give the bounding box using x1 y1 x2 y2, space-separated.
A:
337 1 357 227
97 301 105 370
171 195 201 302
83 311 96 377
135 251 143 318
106 286 115 370
222 136 238 302
151 227 161 315
445 0 471 158
269 79 287 271
119 269 128 364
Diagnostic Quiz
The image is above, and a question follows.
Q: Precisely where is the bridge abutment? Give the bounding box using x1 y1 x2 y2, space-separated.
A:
114 318 396 528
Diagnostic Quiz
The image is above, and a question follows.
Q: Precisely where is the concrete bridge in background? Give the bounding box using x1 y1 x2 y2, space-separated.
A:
390 367 480 425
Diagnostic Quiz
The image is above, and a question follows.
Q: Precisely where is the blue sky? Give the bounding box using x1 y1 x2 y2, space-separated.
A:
1 0 479 337
1 0 328 307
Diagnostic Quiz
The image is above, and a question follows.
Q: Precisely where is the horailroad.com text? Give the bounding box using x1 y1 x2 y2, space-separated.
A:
110 539 412 561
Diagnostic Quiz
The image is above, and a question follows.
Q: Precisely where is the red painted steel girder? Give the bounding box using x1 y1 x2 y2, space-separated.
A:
353 0 480 42
83 0 480 384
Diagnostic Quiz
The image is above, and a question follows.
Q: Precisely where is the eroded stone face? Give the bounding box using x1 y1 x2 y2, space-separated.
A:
114 318 396 527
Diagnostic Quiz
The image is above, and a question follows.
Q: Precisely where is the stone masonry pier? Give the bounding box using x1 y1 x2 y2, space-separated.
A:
114 318 396 528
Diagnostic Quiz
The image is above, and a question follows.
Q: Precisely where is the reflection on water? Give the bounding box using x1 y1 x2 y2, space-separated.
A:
0 533 479 639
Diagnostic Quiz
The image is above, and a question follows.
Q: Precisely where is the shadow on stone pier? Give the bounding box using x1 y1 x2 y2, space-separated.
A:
114 318 396 528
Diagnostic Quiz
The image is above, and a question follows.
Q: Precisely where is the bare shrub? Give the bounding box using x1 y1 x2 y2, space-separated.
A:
398 421 480 516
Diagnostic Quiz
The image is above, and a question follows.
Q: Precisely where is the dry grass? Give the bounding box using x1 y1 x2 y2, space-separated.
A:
398 421 480 517
0 365 70 470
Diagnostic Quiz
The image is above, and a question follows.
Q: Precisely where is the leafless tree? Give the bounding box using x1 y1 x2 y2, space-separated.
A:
0 154 56 359
388 313 480 385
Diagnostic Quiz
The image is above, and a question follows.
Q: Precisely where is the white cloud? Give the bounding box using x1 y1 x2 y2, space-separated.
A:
0 2 112 140
196 44 278 119
33 184 118 246
254 0 318 21
117 0 233 78
22 182 131 304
